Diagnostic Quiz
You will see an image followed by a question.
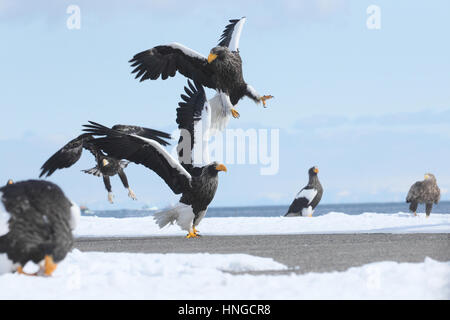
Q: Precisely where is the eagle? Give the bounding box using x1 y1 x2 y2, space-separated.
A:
129 17 273 131
0 180 80 276
83 81 227 238
39 125 171 204
285 166 323 217
406 173 440 217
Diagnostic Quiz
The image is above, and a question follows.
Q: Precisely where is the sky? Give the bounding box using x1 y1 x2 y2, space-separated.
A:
1 0 449 209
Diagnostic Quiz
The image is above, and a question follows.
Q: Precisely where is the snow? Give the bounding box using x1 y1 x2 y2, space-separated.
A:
0 250 447 299
74 212 450 238
1 207 449 299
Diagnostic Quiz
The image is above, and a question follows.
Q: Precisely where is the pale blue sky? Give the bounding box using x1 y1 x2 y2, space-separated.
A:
1 0 449 209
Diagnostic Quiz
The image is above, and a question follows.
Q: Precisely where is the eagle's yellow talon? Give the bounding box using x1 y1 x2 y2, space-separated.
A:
43 255 57 277
260 95 273 107
186 232 199 238
16 266 37 276
231 108 240 119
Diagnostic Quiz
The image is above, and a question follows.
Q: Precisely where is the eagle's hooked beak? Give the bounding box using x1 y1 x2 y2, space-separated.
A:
102 159 109 167
7 179 13 185
424 174 430 180
314 167 319 173
215 164 227 172
208 53 218 64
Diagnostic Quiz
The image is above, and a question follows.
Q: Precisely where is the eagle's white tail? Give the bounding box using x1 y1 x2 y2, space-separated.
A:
153 203 194 232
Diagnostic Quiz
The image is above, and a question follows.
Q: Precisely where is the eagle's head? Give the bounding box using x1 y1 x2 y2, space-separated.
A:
308 166 319 176
205 161 227 176
424 173 436 181
207 47 230 64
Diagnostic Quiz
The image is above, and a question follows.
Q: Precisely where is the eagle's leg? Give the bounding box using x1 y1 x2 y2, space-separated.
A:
259 95 274 107
107 192 114 204
425 203 433 218
245 85 273 108
128 188 137 200
193 226 200 235
186 227 200 238
38 255 57 277
103 176 114 204
409 202 418 216
16 266 37 276
118 170 137 200
231 108 240 119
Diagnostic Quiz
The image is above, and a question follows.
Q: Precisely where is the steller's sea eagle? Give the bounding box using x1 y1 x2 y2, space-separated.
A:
129 17 273 131
285 166 323 217
83 81 227 238
0 179 80 276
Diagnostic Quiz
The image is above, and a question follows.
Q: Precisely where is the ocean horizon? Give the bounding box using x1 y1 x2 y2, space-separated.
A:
81 201 450 218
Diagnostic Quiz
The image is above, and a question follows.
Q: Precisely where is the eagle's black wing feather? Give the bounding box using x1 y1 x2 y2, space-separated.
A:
176 80 207 170
111 124 172 146
83 122 191 195
129 44 216 89
39 133 97 178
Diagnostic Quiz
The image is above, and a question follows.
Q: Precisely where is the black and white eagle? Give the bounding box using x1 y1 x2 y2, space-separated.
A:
83 81 227 238
0 180 80 276
285 166 323 217
129 17 273 131
406 173 440 217
39 125 171 204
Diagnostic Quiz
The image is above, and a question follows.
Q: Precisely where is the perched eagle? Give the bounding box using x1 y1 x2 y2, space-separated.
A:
406 173 440 217
129 17 273 131
83 81 227 238
40 125 171 204
0 180 80 276
285 166 323 217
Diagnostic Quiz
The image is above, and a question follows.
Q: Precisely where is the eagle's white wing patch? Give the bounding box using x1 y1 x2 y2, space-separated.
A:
168 42 207 61
296 188 317 204
229 17 246 52
132 134 192 181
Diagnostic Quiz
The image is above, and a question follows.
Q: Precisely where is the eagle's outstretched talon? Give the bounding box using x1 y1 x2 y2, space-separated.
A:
231 108 240 119
260 95 273 107
108 192 114 204
128 188 137 200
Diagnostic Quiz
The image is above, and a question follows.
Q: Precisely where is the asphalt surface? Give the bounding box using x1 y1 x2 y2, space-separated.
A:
75 233 450 274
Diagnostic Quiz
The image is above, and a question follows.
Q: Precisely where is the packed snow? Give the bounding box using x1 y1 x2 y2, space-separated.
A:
74 212 450 238
0 250 448 299
1 208 449 299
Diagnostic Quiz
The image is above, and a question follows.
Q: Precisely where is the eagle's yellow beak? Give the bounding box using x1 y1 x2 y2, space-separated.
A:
424 174 429 180
215 164 227 172
102 159 109 167
7 179 13 185
208 53 218 64
314 167 319 173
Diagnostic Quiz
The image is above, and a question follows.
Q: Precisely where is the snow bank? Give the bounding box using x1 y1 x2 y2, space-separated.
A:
75 212 450 238
0 251 448 299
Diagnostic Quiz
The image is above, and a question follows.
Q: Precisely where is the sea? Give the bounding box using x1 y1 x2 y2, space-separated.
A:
82 201 450 218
